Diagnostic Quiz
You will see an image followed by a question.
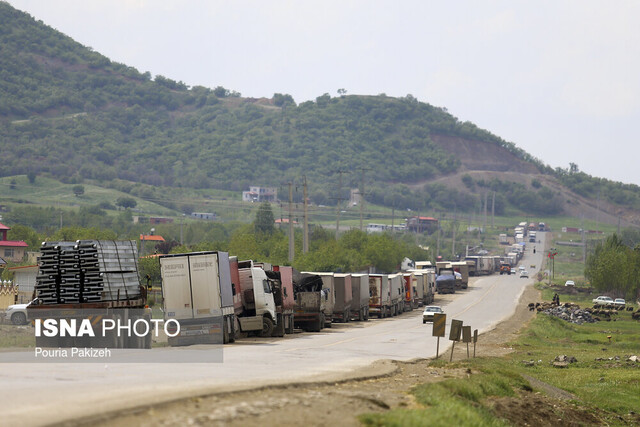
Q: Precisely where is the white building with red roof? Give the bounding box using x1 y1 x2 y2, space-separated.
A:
0 222 28 263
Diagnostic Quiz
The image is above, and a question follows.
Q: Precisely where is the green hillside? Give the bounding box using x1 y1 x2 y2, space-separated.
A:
3 2 640 221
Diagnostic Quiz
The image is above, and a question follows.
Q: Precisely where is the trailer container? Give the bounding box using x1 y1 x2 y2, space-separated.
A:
299 272 335 328
160 251 234 346
350 273 370 321
270 265 295 336
333 273 353 322
388 273 404 316
450 262 469 289
401 273 416 311
369 274 391 318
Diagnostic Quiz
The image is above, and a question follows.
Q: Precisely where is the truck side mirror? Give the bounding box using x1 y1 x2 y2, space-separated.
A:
283 287 288 297
231 283 236 296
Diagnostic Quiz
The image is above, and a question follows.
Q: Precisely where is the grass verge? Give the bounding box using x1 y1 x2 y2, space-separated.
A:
360 302 640 426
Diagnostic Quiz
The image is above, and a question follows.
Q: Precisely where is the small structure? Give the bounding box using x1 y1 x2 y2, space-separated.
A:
191 212 216 220
407 216 438 233
0 222 28 262
242 186 278 203
139 234 165 256
8 265 37 303
350 189 362 206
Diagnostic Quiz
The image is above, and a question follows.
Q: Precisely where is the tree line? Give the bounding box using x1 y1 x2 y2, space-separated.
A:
585 232 640 300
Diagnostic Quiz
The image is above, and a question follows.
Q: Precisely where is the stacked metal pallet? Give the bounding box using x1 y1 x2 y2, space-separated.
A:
35 240 141 304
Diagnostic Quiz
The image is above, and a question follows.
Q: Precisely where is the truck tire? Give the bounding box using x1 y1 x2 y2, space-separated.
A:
11 312 27 325
223 322 230 344
287 316 295 334
344 310 350 323
260 317 274 337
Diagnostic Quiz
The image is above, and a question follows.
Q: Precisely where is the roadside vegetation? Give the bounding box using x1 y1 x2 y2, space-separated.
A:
360 298 639 426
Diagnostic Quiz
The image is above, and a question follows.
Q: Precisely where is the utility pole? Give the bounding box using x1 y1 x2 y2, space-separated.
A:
180 214 184 245
303 176 309 253
391 205 395 231
436 213 441 259
358 168 371 232
451 219 456 258
483 192 488 232
491 191 495 228
331 171 346 240
581 216 586 264
288 182 294 262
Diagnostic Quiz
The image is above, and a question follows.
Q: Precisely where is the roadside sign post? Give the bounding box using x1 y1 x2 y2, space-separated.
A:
432 313 446 359
462 326 471 358
449 319 463 362
473 329 478 357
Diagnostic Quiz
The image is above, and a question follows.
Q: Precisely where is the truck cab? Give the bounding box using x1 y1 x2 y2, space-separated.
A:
236 261 278 336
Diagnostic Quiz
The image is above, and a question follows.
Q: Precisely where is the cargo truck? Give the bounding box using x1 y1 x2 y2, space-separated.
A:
28 240 152 349
160 251 235 346
409 272 424 307
292 273 326 332
436 268 456 294
269 265 295 336
296 272 335 330
369 274 391 318
388 273 404 316
231 260 281 338
450 262 469 289
333 273 353 322
423 270 436 304
350 273 370 321
401 273 415 311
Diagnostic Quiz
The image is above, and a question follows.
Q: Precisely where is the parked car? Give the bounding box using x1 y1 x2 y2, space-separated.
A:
564 280 575 287
592 296 614 305
519 270 529 278
4 299 38 325
613 298 626 307
422 305 444 323
518 265 526 271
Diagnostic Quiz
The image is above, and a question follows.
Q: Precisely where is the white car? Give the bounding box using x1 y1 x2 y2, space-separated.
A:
519 270 529 278
518 265 526 271
592 296 614 305
613 298 626 307
5 300 35 325
422 306 444 323
564 280 575 287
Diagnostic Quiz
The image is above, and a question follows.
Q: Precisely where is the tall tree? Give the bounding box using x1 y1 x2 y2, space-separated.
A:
254 202 275 235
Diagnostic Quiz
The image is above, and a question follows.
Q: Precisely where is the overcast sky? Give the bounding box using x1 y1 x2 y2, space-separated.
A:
9 1 640 185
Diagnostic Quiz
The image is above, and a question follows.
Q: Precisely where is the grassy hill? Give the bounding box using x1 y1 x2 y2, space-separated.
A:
2 2 640 226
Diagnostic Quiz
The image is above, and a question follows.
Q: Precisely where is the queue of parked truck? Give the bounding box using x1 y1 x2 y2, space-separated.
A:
158 252 444 345
21 223 535 348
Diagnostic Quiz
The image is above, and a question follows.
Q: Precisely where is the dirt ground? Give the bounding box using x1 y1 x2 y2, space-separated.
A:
74 283 609 427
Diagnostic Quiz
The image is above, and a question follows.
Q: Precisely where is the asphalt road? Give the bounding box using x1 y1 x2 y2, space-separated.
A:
0 235 545 426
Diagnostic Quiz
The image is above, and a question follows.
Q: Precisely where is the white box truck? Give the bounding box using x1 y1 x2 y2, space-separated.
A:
159 251 235 345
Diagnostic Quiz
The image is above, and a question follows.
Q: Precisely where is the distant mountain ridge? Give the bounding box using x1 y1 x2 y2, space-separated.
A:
2 2 640 224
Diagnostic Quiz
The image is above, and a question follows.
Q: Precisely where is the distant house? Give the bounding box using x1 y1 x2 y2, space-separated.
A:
406 216 438 233
242 186 278 203
191 212 216 220
275 218 298 225
139 234 165 243
0 222 28 262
